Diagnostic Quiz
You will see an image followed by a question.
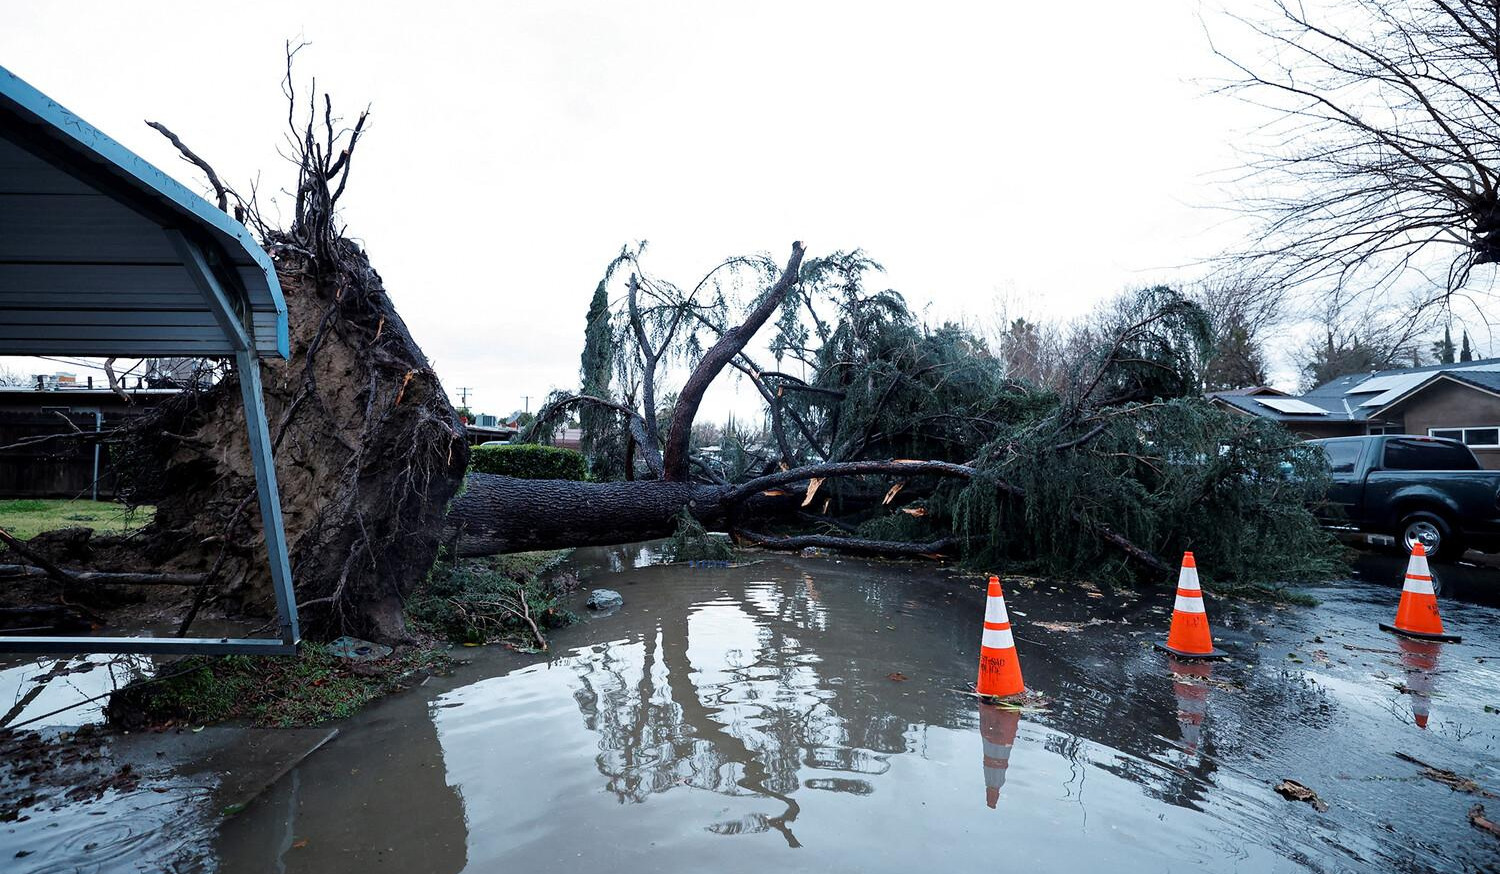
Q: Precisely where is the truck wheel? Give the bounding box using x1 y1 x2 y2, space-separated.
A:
1399 511 1464 562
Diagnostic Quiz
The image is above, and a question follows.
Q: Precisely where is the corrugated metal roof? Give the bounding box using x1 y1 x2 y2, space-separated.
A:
0 65 287 358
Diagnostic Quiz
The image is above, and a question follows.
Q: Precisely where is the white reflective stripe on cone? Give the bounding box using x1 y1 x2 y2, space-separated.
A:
1177 565 1201 591
1173 593 1206 614
1409 553 1430 578
984 596 1010 625
981 627 1015 650
1402 576 1435 596
982 741 1013 760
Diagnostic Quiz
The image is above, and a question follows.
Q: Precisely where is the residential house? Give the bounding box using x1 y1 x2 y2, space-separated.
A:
1209 358 1500 469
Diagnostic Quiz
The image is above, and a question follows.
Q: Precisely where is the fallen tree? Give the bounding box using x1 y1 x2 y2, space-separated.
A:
449 254 1338 589
6 56 1339 646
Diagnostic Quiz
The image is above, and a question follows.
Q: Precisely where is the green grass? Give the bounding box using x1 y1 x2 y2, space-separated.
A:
109 644 450 728
0 498 154 541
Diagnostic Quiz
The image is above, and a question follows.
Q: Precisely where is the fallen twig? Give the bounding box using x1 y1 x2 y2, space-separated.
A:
1395 752 1498 798
1471 804 1500 838
0 564 206 586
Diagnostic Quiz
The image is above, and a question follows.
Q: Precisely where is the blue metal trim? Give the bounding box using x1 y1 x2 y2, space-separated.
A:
164 229 254 351
235 348 301 647
0 637 297 656
0 64 289 359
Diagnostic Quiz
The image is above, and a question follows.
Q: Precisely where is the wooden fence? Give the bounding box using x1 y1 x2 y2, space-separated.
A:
0 411 118 499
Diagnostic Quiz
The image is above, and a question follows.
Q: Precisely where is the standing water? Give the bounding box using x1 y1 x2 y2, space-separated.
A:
209 546 1498 873
6 545 1498 872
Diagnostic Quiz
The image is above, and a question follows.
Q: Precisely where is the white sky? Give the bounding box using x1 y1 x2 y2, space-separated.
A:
3 1 1335 417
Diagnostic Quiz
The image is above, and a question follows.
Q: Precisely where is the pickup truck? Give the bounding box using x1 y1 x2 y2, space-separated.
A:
1308 434 1500 561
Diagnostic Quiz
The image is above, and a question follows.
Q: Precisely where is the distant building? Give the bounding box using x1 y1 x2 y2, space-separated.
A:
1210 358 1500 468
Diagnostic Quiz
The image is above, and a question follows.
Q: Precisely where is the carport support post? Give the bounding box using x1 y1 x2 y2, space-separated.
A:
235 348 300 647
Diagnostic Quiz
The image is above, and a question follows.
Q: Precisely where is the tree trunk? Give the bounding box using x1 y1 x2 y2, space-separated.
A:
445 474 726 556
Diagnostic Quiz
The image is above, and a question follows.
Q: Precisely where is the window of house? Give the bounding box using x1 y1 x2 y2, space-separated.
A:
1367 424 1403 435
1383 437 1481 470
1428 426 1500 448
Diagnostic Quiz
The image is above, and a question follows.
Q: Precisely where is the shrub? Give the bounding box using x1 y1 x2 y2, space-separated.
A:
665 510 735 562
470 444 587 480
408 551 577 648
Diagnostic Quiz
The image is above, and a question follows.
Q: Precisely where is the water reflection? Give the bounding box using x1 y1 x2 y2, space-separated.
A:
978 704 1020 808
568 583 914 847
1394 637 1441 729
0 653 151 729
203 555 1500 873
1167 656 1213 758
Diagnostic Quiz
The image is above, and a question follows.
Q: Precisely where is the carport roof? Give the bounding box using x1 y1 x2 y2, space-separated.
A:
0 64 287 359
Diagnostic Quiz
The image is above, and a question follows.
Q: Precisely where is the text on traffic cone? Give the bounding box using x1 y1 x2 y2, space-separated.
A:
1380 543 1459 642
977 575 1025 697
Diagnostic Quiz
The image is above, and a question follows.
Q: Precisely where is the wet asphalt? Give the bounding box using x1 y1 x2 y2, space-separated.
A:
2 544 1497 872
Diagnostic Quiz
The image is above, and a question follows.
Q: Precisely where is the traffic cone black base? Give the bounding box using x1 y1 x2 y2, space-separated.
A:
1378 623 1460 643
1153 641 1227 659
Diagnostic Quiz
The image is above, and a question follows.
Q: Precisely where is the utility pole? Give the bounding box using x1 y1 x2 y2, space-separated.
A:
522 395 530 413
457 387 472 408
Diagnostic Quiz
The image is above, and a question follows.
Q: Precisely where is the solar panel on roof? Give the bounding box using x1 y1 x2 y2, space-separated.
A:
1346 374 1411 394
1257 397 1329 415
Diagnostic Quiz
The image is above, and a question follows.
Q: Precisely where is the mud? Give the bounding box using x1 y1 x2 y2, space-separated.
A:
3 544 1498 872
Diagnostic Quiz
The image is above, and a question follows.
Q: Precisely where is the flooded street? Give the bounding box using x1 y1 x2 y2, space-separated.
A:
7 546 1500 872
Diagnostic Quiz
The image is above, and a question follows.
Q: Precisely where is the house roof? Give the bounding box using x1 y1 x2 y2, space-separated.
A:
1206 385 1288 398
1213 357 1500 424
0 65 287 358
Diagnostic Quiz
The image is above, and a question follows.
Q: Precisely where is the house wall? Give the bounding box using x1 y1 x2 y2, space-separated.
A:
1390 381 1500 470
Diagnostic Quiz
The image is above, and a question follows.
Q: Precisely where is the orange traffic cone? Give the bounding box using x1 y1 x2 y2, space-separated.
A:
1153 552 1226 659
1379 543 1461 642
979 704 1021 808
1396 637 1441 729
976 575 1025 698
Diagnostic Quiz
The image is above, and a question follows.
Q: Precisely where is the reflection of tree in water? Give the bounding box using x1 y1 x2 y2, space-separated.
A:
568 574 927 847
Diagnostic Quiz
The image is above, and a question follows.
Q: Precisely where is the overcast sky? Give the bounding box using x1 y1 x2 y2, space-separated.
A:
5 1 1328 417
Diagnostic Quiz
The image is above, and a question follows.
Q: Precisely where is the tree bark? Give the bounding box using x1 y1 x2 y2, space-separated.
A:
445 474 727 557
661 243 806 481
444 454 1171 576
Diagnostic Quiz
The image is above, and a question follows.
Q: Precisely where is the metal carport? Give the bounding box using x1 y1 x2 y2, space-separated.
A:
0 64 299 654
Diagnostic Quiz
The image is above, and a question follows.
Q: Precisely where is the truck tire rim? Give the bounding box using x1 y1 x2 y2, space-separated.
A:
1404 521 1441 554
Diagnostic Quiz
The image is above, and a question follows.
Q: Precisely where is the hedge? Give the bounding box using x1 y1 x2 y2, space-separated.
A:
470 444 587 481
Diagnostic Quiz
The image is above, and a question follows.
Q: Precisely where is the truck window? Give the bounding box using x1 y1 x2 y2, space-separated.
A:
1381 438 1481 471
1319 441 1362 474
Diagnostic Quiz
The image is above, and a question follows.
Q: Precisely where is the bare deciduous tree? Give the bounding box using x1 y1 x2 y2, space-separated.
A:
1212 0 1500 308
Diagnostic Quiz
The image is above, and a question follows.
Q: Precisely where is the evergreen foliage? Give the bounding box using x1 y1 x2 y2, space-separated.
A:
471 445 587 481
579 276 624 479
556 245 1341 589
949 401 1339 586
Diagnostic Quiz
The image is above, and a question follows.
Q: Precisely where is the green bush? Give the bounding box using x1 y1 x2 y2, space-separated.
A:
470 444 587 480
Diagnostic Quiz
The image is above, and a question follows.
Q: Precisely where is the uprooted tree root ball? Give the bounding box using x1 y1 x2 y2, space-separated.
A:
115 237 468 644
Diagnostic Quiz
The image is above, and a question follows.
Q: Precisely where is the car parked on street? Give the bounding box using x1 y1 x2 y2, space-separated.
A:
1308 435 1500 561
